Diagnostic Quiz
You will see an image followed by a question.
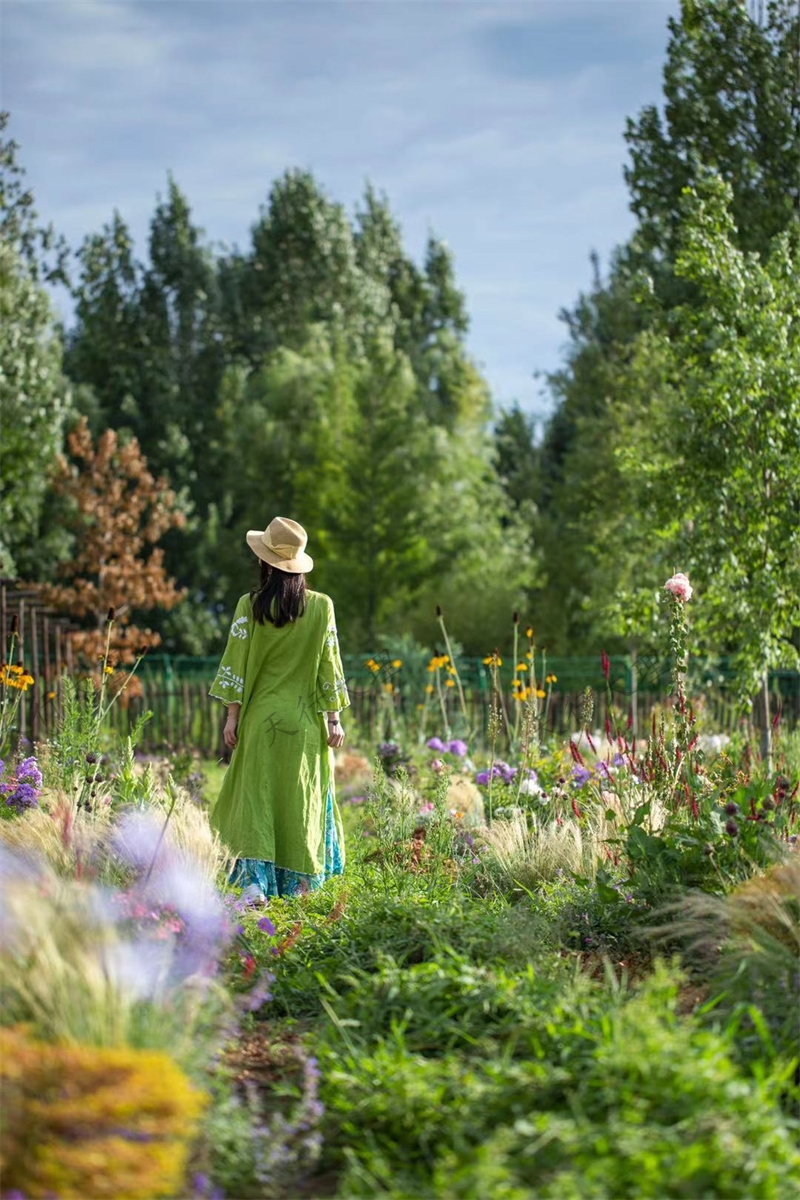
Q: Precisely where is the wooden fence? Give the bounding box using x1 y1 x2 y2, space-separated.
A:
3 579 799 756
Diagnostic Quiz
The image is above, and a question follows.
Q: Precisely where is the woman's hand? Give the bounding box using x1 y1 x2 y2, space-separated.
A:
327 719 345 749
223 714 239 750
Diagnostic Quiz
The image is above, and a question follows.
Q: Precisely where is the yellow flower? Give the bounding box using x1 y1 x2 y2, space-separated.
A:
365 658 381 674
392 659 402 669
104 665 114 676
525 650 533 661
416 703 425 710
516 662 528 671
482 653 502 668
445 678 455 688
546 674 557 685
536 688 546 699
525 626 534 638
46 690 56 700
383 682 394 694
424 684 434 694
446 664 457 675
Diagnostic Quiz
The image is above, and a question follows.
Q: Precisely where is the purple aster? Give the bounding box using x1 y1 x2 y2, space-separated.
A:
475 770 491 785
17 756 43 788
257 915 276 935
426 737 446 752
570 765 592 789
447 739 469 758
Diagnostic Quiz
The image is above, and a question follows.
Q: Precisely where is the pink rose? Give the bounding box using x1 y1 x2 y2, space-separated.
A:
664 572 693 602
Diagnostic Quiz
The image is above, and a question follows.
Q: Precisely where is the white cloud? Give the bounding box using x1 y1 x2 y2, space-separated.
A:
3 0 680 411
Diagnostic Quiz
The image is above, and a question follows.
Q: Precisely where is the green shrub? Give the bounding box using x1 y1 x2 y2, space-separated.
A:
315 962 800 1199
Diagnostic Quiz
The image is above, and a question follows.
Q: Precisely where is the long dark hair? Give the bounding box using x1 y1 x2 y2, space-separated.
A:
250 560 307 627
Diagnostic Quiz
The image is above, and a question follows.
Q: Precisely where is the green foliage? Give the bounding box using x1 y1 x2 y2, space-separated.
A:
0 240 71 577
315 961 800 1198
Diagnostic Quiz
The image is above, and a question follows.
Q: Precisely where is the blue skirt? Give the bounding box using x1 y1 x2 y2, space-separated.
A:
228 786 344 898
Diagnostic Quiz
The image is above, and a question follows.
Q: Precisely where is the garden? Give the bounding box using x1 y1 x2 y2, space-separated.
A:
2 1 800 1195
1 576 799 1199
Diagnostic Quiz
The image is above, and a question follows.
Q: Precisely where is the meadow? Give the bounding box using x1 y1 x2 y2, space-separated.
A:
1 586 799 1200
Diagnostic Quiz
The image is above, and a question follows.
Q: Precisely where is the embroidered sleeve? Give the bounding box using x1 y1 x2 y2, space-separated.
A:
210 596 251 705
316 600 350 713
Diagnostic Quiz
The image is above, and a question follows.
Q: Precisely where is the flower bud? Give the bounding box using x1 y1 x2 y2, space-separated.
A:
107 607 116 623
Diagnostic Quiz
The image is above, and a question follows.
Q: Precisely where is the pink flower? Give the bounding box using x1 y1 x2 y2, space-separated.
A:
664 572 693 602
431 758 444 774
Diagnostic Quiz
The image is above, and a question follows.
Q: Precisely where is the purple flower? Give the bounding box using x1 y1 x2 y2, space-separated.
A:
570 765 592 789
17 757 43 788
257 915 276 935
378 742 400 758
475 770 491 785
426 737 446 752
447 739 468 758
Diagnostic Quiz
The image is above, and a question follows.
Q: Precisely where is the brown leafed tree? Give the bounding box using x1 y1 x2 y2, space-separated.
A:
37 416 187 666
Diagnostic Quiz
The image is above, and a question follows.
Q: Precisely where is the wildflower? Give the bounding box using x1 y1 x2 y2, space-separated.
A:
383 682 394 694
664 572 693 602
426 737 446 752
475 770 491 786
257 915 276 935
536 688 545 699
723 801 739 815
104 665 114 676
570 765 592 789
392 659 402 668
431 758 444 773
725 817 739 837
482 653 502 667
525 626 533 638
425 684 434 694
445 678 455 688
416 703 424 710
518 776 541 797
516 662 528 672
418 801 435 814
377 742 400 758
365 658 381 673
600 650 610 681
546 674 557 684
448 739 468 758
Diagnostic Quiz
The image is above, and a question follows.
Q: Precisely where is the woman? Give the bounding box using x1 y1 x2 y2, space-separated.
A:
208 516 349 898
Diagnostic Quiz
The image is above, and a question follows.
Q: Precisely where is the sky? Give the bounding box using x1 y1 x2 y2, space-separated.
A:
2 0 679 422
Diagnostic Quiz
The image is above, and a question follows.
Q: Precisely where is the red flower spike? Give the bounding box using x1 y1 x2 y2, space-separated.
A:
690 797 699 820
605 715 612 740
627 708 633 730
569 741 585 766
772 710 781 729
571 797 582 820
586 731 597 755
600 650 610 681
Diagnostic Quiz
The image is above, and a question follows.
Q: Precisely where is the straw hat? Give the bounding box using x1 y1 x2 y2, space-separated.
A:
246 517 314 574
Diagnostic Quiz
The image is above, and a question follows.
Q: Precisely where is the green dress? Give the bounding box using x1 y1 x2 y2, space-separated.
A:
208 589 350 877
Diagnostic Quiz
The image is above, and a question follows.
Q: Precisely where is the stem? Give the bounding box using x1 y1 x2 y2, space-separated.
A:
437 612 470 737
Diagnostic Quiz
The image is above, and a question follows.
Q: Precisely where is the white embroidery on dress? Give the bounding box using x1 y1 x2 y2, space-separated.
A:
230 615 249 641
212 663 245 697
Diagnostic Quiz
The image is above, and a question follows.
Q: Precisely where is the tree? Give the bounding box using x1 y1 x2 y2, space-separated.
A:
616 175 800 745
0 111 69 285
38 417 187 663
625 0 800 259
534 0 800 651
0 242 71 578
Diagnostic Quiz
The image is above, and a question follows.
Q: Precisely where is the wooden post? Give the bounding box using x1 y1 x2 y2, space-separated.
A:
30 607 40 742
629 642 638 739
